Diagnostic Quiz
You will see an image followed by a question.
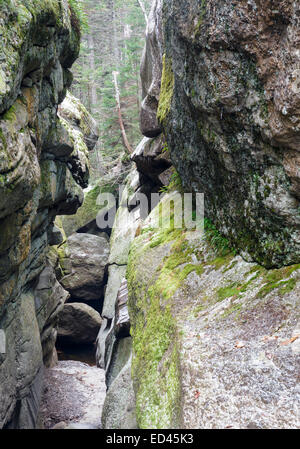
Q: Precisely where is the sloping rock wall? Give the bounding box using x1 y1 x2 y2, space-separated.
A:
124 0 300 430
127 193 300 429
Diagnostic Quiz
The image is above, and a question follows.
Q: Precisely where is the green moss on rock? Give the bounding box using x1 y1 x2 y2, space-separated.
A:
127 190 300 428
61 181 117 236
157 54 174 125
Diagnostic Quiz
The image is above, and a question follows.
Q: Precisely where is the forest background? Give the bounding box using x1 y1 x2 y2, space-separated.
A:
70 0 152 182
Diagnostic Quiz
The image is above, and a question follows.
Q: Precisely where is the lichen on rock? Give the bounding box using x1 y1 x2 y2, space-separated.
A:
0 0 95 429
157 54 174 125
127 192 300 429
158 0 300 268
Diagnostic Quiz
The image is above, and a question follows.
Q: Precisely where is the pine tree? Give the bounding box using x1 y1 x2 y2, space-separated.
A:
70 0 151 181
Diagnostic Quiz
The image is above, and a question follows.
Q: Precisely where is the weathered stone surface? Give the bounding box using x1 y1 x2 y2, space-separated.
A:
97 168 143 428
48 224 64 246
159 0 300 267
0 1 79 116
35 262 70 367
0 0 96 429
96 318 114 370
58 91 99 151
101 265 127 320
131 135 172 187
127 192 300 429
140 0 164 137
114 279 130 339
105 337 132 391
102 355 137 430
57 303 102 345
59 233 109 301
0 292 44 429
108 170 143 266
97 168 143 376
44 91 99 190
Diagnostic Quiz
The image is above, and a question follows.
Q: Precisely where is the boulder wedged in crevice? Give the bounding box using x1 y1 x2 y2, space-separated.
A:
131 135 172 188
57 233 109 304
61 180 118 238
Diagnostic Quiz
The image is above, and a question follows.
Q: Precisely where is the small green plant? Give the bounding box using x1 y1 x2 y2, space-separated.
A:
159 169 183 194
121 152 131 164
162 141 169 153
204 218 233 256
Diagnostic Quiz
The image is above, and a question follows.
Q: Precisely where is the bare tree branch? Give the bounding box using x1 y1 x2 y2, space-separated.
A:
112 71 133 155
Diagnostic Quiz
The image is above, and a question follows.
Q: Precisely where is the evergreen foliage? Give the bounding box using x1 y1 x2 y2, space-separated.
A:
70 0 151 181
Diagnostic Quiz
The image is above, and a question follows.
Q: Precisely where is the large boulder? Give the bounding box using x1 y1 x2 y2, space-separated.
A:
57 303 102 345
59 233 109 301
131 136 172 187
0 1 97 429
159 0 300 267
127 192 300 429
61 181 117 237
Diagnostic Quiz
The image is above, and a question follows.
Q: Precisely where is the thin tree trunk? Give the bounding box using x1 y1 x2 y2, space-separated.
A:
112 71 133 155
137 0 148 25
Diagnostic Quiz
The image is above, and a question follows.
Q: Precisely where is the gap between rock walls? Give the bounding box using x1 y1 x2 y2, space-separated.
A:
0 0 300 431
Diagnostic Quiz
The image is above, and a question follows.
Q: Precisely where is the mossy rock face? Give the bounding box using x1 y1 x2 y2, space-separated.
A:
0 0 87 430
61 180 117 236
127 192 300 429
0 0 80 115
157 54 174 125
159 0 300 267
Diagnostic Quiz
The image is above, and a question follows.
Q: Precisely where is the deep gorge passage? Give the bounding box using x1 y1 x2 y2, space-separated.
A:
0 0 299 431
